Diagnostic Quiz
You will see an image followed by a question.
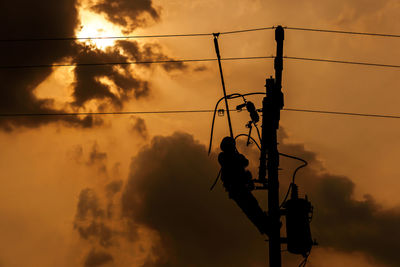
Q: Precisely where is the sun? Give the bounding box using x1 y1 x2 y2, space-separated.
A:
76 8 124 50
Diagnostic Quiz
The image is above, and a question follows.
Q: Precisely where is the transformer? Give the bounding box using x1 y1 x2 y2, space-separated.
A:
284 183 314 256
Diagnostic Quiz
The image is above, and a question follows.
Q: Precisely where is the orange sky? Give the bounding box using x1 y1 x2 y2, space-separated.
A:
1 0 400 266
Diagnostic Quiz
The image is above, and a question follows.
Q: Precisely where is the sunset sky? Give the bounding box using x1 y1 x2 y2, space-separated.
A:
1 0 400 266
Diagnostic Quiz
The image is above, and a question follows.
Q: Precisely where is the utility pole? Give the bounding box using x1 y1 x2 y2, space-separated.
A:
259 25 284 267
212 24 313 267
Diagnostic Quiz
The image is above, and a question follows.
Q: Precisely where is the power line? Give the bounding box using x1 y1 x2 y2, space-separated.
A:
3 26 400 42
284 56 400 68
0 109 216 117
0 33 210 42
219 26 275 35
0 27 275 42
1 107 400 120
285 26 400 38
0 56 274 69
2 55 400 70
283 108 400 119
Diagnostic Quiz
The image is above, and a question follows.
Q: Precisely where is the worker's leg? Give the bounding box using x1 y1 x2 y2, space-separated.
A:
231 191 270 235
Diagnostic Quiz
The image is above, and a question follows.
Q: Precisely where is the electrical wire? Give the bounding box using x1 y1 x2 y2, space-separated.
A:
234 134 261 150
279 153 308 208
4 25 400 42
0 27 275 42
208 92 266 155
219 26 275 35
2 106 400 120
298 254 309 267
0 56 274 69
0 33 211 42
0 109 216 117
283 108 400 119
284 56 400 68
210 169 221 191
285 26 400 38
254 124 262 143
3 55 399 69
279 153 308 181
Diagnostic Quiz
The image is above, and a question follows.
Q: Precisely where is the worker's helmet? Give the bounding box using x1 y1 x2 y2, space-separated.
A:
220 136 236 152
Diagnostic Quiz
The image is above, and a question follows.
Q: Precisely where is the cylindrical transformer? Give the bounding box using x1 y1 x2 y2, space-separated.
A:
284 184 313 256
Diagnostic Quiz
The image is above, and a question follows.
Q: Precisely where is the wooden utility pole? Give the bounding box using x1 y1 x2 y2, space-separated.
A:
259 25 284 267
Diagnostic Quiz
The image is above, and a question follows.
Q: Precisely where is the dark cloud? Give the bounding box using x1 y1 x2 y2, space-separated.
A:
0 0 98 130
105 180 123 218
105 180 123 197
129 116 148 139
72 43 150 108
75 188 105 221
273 132 400 267
117 131 400 267
303 173 400 267
77 221 113 248
73 41 189 109
86 142 108 173
88 143 107 165
74 188 116 249
0 0 185 131
116 41 188 72
84 249 113 267
91 0 160 32
122 132 268 266
193 65 208 72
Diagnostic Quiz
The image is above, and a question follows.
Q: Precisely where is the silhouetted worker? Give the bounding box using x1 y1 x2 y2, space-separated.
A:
218 136 270 235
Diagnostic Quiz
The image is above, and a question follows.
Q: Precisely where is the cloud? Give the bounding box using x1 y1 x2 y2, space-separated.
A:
91 0 160 32
0 0 96 130
303 173 400 267
105 180 123 197
86 142 108 173
116 131 400 266
276 132 400 267
0 0 186 131
129 116 148 139
72 43 151 109
74 187 121 254
84 249 113 267
116 41 188 72
121 132 269 266
75 188 105 221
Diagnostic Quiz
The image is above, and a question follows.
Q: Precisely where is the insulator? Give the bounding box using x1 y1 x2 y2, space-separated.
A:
246 101 259 123
236 103 246 111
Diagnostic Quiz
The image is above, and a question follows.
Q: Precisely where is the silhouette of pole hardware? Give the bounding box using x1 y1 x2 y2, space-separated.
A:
259 25 285 267
283 183 314 256
210 26 315 267
213 33 234 138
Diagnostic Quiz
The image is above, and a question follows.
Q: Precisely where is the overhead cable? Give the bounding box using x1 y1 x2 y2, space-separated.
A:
2 55 399 70
3 25 400 42
1 107 400 119
0 109 216 117
0 56 274 69
0 27 274 42
283 108 400 119
284 56 400 69
285 26 400 38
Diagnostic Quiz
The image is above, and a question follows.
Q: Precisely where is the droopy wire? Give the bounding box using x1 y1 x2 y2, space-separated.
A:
279 153 308 208
208 92 266 155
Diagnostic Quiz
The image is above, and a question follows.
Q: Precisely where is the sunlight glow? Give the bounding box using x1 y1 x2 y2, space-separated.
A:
76 9 124 50
34 66 75 109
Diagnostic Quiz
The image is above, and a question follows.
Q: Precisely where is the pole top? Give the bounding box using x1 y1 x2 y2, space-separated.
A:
275 25 284 41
